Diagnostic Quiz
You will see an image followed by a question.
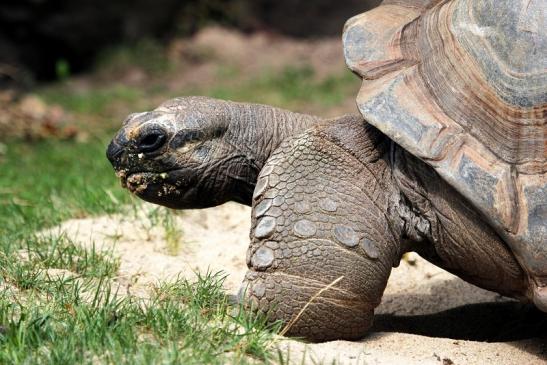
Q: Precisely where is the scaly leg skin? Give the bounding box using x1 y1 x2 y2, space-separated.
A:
240 117 403 341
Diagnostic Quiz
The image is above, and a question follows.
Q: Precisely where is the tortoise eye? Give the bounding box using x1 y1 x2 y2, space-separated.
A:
136 129 167 153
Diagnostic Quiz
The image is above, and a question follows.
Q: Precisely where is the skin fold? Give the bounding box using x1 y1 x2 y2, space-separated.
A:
107 96 532 341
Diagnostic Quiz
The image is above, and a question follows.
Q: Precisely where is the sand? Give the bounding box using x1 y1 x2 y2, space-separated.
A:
51 202 546 365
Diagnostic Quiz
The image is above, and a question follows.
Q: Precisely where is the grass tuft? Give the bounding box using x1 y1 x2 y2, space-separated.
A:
146 207 184 256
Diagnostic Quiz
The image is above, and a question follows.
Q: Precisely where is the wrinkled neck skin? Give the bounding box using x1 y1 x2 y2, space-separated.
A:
216 101 321 205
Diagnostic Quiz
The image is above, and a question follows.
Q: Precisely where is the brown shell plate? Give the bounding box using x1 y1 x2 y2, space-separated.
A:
343 0 546 290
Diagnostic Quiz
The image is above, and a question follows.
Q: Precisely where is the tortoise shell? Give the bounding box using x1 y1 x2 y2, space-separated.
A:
343 0 546 289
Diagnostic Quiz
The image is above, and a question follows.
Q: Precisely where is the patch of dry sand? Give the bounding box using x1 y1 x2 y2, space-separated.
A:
52 202 546 365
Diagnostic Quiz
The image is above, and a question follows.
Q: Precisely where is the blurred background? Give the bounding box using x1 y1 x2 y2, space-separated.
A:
0 0 379 238
0 0 382 140
1 0 383 80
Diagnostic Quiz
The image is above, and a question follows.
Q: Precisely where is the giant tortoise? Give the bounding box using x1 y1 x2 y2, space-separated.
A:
107 0 546 341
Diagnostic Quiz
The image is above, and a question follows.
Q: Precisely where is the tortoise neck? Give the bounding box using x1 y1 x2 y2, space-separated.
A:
223 102 322 205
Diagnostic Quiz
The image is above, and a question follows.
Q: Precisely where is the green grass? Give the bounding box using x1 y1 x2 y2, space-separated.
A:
0 138 130 237
146 207 185 256
0 270 280 364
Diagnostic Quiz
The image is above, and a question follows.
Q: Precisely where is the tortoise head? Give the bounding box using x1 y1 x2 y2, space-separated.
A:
106 96 257 209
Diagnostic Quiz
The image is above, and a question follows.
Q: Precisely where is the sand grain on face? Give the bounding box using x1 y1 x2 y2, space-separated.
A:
51 203 546 365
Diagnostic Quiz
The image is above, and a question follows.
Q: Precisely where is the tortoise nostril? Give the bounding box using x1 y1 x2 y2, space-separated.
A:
137 130 167 153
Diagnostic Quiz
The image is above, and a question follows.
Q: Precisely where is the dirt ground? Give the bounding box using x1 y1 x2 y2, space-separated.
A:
53 202 546 365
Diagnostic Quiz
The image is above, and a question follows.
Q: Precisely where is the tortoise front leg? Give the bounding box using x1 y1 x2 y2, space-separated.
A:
240 124 402 341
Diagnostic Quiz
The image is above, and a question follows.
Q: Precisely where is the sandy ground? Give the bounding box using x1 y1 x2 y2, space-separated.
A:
50 202 546 365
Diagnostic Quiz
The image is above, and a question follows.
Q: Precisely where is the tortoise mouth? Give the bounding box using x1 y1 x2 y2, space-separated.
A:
123 171 183 207
116 169 202 209
124 172 163 194
114 166 218 209
113 168 170 193
115 169 173 190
